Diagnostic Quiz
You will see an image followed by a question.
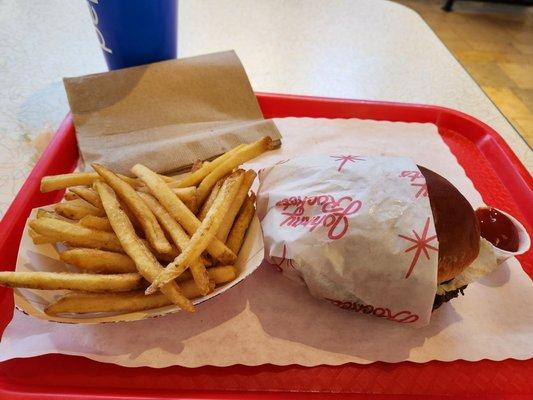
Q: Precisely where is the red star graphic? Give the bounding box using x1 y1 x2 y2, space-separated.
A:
398 217 438 279
411 182 428 198
330 155 365 172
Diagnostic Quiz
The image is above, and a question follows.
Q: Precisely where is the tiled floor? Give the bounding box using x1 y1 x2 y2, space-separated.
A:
393 0 533 147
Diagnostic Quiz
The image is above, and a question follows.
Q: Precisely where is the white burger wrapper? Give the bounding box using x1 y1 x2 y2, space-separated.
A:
257 155 439 326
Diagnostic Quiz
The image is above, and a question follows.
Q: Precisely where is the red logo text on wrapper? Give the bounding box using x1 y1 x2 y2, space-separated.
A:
324 298 419 323
399 170 428 198
276 195 362 240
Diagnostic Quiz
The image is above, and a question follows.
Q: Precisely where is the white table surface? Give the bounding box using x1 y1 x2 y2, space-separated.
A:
0 0 530 218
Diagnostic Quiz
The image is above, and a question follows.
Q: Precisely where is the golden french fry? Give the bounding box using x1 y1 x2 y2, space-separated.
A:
137 186 197 212
0 271 142 292
95 181 194 312
69 187 103 209
45 279 215 315
36 209 74 222
191 159 203 173
40 171 172 193
30 217 123 252
147 170 244 293
55 199 106 219
93 164 173 255
78 215 113 232
137 185 195 198
172 187 198 212
176 143 247 188
177 265 237 284
64 191 79 200
150 245 180 263
131 163 235 263
198 179 223 220
37 209 55 219
227 193 256 255
196 137 271 204
59 248 137 273
172 187 196 198
216 170 256 242
28 228 54 245
41 172 100 193
138 192 211 295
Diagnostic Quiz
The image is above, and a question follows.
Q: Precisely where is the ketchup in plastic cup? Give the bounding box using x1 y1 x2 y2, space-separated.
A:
476 207 531 264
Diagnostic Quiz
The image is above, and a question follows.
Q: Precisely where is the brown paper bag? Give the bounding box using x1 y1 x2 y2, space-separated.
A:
63 51 281 175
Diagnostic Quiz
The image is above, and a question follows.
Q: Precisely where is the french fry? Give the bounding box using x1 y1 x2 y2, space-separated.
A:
137 185 195 198
196 137 271 204
95 181 195 312
131 163 235 263
147 170 244 293
197 179 222 220
176 265 237 284
45 266 237 315
227 193 256 255
176 143 247 188
216 170 256 242
64 191 79 200
28 228 54 245
93 164 173 255
41 172 100 193
55 199 106 220
138 192 211 295
59 248 137 273
30 218 123 252
45 279 215 315
78 215 113 232
172 187 196 198
69 187 103 209
40 171 167 192
137 185 197 212
150 245 181 263
191 159 203 172
0 271 142 292
173 187 198 212
36 209 74 222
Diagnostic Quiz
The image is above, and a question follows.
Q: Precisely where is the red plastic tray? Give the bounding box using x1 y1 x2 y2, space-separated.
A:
0 93 531 400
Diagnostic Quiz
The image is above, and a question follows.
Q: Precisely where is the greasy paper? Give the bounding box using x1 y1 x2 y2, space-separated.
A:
64 51 281 175
257 155 438 326
1 118 532 367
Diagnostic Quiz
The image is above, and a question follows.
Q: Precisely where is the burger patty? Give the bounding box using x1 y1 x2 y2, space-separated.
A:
433 284 468 310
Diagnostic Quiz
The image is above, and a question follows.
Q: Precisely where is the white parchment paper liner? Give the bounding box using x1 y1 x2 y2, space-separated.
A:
1 117 531 367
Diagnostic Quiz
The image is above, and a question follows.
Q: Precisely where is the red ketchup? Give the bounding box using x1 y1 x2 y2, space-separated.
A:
475 207 519 252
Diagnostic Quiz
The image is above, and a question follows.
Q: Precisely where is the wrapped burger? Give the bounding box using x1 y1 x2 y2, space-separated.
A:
257 155 529 326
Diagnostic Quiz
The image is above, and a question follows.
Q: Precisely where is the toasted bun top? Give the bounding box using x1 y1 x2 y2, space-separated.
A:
418 166 480 283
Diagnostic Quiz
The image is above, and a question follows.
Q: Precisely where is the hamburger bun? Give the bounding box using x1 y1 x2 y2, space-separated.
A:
418 166 480 283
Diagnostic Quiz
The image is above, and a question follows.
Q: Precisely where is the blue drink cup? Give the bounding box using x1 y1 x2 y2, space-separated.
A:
87 0 177 70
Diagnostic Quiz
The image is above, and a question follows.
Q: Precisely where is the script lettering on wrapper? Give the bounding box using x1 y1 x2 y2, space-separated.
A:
276 195 362 240
325 298 419 323
399 170 428 198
